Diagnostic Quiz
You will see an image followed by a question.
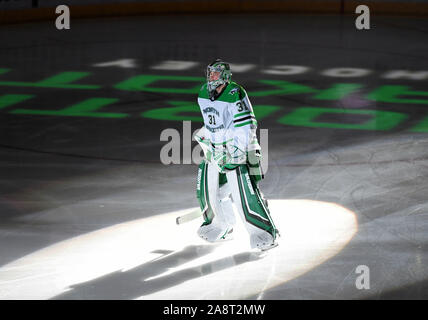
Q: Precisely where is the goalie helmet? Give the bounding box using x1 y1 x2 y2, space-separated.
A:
206 59 232 94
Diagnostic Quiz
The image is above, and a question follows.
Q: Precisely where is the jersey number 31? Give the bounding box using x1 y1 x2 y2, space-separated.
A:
236 101 249 112
208 115 217 125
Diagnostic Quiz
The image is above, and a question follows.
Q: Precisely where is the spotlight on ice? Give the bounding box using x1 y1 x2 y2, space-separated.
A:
0 200 357 299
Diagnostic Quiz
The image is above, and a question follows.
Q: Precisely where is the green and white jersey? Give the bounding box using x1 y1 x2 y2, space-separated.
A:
197 81 261 153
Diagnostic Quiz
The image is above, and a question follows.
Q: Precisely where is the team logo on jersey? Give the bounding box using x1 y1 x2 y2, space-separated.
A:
206 124 225 133
229 87 240 95
202 107 220 116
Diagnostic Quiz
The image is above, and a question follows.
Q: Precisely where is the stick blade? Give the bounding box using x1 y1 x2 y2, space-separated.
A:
176 209 202 225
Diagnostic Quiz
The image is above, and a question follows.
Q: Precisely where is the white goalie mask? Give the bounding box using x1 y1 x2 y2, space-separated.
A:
206 59 232 94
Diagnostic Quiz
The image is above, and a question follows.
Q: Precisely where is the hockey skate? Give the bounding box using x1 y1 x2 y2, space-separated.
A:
250 231 278 251
197 222 234 243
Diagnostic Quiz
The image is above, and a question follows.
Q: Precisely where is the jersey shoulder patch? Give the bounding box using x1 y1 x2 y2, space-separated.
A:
225 82 246 102
229 86 240 96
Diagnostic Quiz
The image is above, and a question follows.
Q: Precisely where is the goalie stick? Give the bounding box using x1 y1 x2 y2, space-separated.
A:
176 208 202 225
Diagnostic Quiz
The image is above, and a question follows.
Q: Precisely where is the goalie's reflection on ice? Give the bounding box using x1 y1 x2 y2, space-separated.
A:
52 245 263 300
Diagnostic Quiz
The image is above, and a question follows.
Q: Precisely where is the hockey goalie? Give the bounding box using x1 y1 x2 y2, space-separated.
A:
194 59 279 251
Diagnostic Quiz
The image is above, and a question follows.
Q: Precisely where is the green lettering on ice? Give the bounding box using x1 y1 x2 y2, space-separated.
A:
410 116 428 132
115 74 204 94
0 71 100 89
251 80 317 97
368 86 428 104
11 98 128 118
314 84 363 100
142 101 203 121
278 107 408 131
0 94 34 109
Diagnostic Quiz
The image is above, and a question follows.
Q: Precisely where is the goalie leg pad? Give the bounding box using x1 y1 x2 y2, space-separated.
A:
196 160 235 242
196 160 214 224
226 164 279 250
